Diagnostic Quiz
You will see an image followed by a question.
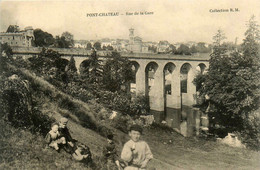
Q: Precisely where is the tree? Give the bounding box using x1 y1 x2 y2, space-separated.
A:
148 45 157 53
197 42 210 53
86 42 92 50
29 48 62 74
102 45 107 50
66 56 77 73
194 16 260 149
93 42 101 50
107 45 114 51
213 29 226 46
54 36 65 48
6 25 20 33
87 48 103 85
177 44 191 55
61 31 74 47
190 44 197 53
0 43 13 73
102 52 134 92
33 29 55 47
168 44 177 54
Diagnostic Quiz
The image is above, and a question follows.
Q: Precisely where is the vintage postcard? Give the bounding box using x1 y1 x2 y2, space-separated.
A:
0 0 259 169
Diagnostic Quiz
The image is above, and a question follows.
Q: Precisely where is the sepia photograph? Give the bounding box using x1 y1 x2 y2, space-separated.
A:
0 0 259 169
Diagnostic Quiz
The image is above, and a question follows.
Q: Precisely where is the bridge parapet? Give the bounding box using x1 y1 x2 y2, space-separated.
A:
11 47 210 61
11 46 112 57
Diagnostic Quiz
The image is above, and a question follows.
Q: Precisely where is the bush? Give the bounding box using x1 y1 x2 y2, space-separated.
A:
0 74 33 128
0 73 54 135
109 113 133 133
194 17 260 149
238 110 260 150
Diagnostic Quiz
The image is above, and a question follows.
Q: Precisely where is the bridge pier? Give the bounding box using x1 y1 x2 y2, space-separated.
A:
150 68 165 123
164 66 182 127
135 63 146 94
187 67 197 106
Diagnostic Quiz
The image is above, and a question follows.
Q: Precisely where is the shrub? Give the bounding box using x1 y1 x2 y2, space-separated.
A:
0 73 54 135
193 16 260 149
0 74 33 128
238 109 260 150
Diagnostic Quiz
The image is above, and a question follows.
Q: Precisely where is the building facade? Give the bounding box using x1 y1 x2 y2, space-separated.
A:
0 26 34 47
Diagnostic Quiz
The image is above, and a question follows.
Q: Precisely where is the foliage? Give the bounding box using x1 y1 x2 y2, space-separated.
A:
0 74 33 128
213 29 227 46
61 31 74 47
93 42 102 50
66 56 77 73
129 93 150 117
194 16 260 150
148 45 157 53
107 45 114 50
54 36 70 48
102 52 134 92
190 43 211 54
176 44 191 55
33 29 55 47
6 25 20 33
0 43 13 73
168 44 177 53
28 48 67 77
238 109 260 150
0 42 13 58
86 42 92 50
0 72 55 134
87 49 103 85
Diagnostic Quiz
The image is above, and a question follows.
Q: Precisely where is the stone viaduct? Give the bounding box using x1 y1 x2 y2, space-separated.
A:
12 47 209 124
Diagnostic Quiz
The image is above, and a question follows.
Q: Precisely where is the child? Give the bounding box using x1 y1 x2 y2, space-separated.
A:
45 122 66 151
72 143 92 165
121 124 153 170
103 134 121 170
58 117 76 153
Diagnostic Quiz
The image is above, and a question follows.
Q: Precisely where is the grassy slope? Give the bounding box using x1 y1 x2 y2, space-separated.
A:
1 64 259 170
0 120 91 170
142 127 260 170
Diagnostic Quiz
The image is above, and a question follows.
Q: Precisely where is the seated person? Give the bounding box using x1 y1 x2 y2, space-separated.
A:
58 117 76 153
73 143 92 165
103 134 122 170
121 124 153 170
45 122 66 151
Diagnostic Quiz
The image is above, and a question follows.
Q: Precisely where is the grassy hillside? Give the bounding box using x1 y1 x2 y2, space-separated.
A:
0 63 259 170
0 120 92 169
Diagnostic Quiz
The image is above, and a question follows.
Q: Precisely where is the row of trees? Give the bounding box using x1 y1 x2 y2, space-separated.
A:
149 43 212 55
24 47 149 118
194 16 260 150
33 29 114 51
85 42 113 50
33 29 74 48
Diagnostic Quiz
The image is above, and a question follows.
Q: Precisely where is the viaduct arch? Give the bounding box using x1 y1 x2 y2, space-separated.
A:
124 57 209 122
11 47 209 124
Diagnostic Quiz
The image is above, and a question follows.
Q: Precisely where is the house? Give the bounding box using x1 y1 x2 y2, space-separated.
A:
0 26 34 47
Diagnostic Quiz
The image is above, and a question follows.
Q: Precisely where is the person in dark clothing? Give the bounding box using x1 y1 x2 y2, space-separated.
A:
58 117 76 154
73 142 92 166
103 134 122 170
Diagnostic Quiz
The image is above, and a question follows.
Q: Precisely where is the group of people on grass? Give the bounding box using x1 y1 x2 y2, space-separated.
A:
45 117 153 170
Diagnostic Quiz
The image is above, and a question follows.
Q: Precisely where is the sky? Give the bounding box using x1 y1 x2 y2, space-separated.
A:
0 0 259 44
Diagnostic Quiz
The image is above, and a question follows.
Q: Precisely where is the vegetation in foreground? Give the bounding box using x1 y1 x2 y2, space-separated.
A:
194 16 260 150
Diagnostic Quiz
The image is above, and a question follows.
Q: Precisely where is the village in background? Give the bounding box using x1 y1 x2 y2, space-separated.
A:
1 24 239 54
